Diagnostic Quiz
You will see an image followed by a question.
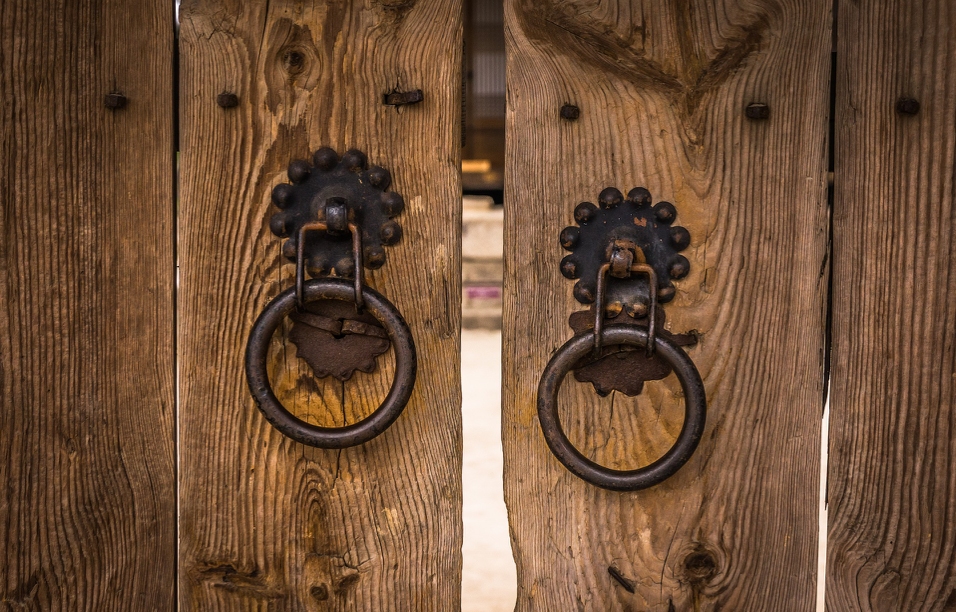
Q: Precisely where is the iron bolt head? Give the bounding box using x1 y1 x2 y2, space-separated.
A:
272 183 294 209
896 97 920 116
217 92 239 108
573 281 595 304
654 202 677 224
382 192 405 217
670 226 691 250
574 202 597 225
288 160 311 183
368 166 391 190
381 220 403 245
598 187 624 209
104 92 127 110
626 187 652 208
560 104 580 121
343 149 368 171
313 147 338 170
560 256 579 279
559 226 580 250
745 103 770 120
365 246 387 269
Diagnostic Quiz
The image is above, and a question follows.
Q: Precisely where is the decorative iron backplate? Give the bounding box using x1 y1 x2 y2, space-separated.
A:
269 147 404 276
559 187 691 316
560 187 696 396
269 147 403 381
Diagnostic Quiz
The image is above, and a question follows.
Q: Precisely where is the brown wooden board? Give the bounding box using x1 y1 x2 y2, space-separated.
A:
178 1 463 609
503 1 831 609
0 1 176 608
827 1 956 608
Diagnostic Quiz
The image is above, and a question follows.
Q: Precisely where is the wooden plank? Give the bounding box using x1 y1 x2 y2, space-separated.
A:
827 1 956 609
178 1 463 609
0 1 176 608
503 1 830 609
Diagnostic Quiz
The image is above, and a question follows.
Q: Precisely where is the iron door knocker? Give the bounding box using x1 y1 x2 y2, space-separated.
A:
245 147 416 448
537 187 707 491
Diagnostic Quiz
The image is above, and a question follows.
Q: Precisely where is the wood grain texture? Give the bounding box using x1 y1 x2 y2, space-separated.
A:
0 1 176 609
178 1 462 609
827 1 956 609
503 1 830 609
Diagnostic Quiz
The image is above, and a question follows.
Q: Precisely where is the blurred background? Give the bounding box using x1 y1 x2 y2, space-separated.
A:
460 1 515 609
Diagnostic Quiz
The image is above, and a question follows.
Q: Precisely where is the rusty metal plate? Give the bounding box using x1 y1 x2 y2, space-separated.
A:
568 308 697 397
288 299 391 382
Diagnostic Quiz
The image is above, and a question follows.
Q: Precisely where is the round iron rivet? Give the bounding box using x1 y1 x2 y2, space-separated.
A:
282 240 297 261
654 202 677 224
343 149 368 171
574 202 598 225
288 160 311 183
745 103 770 120
560 104 580 121
382 192 405 217
365 246 386 269
269 212 291 237
272 183 294 209
334 256 355 277
217 92 239 108
313 147 338 170
598 187 624 209
896 97 920 116
559 226 580 250
626 187 652 207
368 166 391 190
659 284 677 302
669 255 690 279
104 92 127 110
381 220 403 245
625 301 649 318
560 256 579 279
573 281 595 304
606 301 624 317
306 256 329 276
670 226 691 250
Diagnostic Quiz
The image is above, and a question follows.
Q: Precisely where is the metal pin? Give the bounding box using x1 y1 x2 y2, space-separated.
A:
745 102 770 120
560 104 580 121
104 92 127 110
607 566 635 593
896 97 920 116
217 92 239 108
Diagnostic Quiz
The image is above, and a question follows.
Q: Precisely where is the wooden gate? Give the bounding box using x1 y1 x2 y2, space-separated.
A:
1 0 954 610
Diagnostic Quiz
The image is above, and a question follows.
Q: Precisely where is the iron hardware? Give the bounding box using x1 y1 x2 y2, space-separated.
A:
537 187 707 490
244 147 416 448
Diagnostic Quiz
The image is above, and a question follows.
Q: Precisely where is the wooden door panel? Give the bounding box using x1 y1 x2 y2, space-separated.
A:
0 1 176 608
178 1 463 609
503 1 831 609
827 1 956 608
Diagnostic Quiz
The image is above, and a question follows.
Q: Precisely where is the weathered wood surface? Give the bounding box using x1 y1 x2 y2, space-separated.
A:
503 1 831 609
827 1 956 609
178 1 463 609
0 1 176 609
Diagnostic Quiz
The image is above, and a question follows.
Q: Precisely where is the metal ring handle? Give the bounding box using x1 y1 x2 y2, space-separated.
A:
537 325 706 491
245 278 416 448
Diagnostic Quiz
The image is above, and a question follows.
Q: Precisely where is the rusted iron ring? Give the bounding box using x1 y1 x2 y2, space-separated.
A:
245 278 416 448
537 325 706 491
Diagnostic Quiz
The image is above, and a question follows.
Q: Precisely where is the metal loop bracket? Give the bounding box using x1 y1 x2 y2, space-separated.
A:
246 278 416 449
537 325 706 491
